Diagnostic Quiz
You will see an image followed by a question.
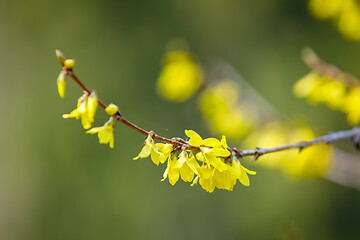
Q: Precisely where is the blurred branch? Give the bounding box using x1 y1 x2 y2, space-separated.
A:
234 128 360 160
326 149 360 190
302 47 360 87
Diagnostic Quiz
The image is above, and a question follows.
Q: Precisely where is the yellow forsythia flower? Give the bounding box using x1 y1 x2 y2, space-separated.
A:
342 87 360 125
309 0 360 41
105 103 118 116
161 155 180 185
185 129 256 190
62 92 98 129
162 152 200 185
156 46 204 102
193 158 256 193
293 72 323 99
185 129 230 172
57 72 66 98
133 129 256 192
338 5 360 41
294 71 359 125
86 118 115 148
133 134 173 165
309 0 344 20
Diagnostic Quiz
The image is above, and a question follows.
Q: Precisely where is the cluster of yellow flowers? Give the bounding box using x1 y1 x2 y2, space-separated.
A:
198 80 256 140
134 130 256 193
309 0 360 40
156 42 204 102
294 71 360 125
244 122 333 178
56 50 119 148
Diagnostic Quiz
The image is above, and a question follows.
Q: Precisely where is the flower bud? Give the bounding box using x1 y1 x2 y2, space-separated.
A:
105 103 119 116
57 72 66 98
64 59 75 69
55 49 65 64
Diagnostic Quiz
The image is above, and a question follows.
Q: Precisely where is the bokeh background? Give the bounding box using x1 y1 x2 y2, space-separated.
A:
1 0 360 239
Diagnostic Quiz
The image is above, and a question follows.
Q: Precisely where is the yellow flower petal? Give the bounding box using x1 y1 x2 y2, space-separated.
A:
185 129 203 146
202 138 222 147
180 163 195 182
133 144 151 160
86 127 102 134
87 93 98 121
175 152 187 168
168 159 180 185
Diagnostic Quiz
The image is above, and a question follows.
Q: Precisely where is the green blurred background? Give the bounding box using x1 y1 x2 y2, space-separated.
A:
1 0 360 239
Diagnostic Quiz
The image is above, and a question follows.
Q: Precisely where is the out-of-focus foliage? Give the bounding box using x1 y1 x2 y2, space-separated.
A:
294 71 360 125
309 0 360 40
156 40 204 102
244 122 333 178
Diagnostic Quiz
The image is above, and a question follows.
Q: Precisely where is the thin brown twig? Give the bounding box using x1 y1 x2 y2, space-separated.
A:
61 64 360 160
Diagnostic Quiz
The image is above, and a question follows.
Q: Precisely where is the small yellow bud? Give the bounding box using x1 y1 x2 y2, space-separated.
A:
105 103 119 116
57 72 66 98
64 59 75 69
55 49 65 64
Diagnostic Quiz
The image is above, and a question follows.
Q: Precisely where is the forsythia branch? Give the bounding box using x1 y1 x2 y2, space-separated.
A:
58 52 360 161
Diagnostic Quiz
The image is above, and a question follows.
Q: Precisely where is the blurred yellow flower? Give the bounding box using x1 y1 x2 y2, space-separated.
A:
342 87 360 125
86 119 115 148
309 0 344 19
309 0 360 41
294 71 359 125
156 50 203 102
198 80 255 140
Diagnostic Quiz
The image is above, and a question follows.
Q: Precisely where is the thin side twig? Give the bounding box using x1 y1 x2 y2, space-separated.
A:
302 47 360 87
